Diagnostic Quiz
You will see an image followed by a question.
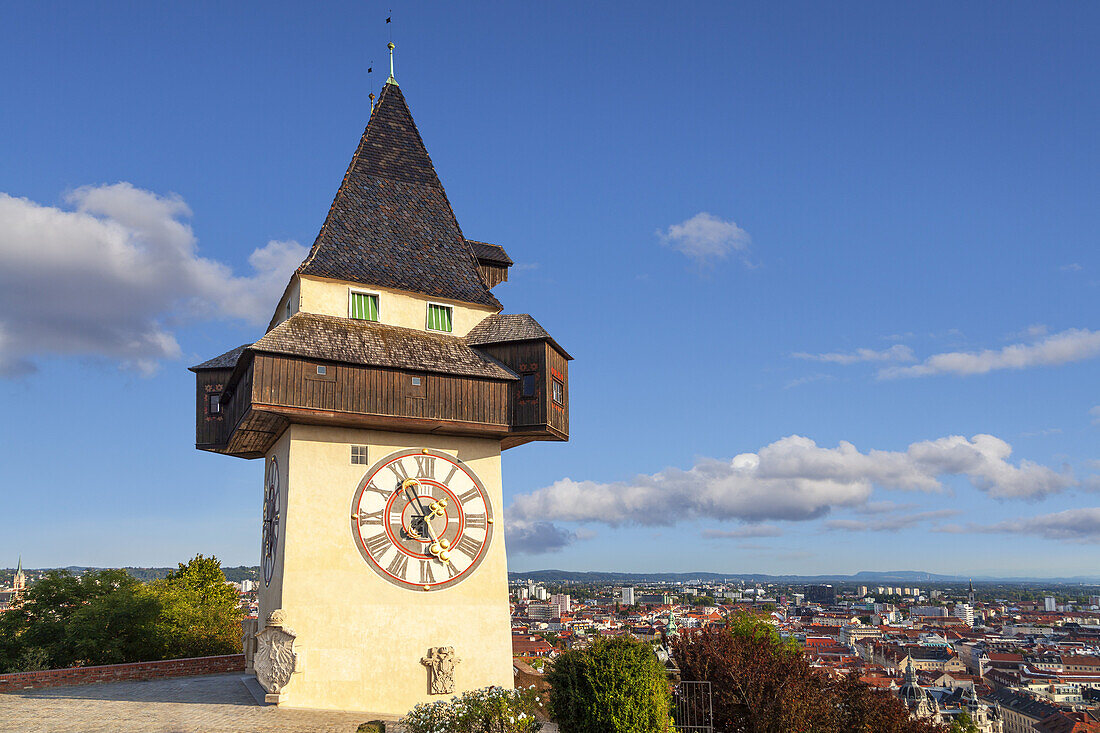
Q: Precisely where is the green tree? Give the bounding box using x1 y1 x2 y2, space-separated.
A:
148 554 243 658
948 712 979 733
547 637 671 733
0 569 160 672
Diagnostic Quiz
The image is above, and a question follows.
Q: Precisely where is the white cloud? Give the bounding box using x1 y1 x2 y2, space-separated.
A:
508 433 1072 538
792 344 915 365
941 508 1100 543
702 525 784 539
879 328 1100 379
0 184 307 376
657 212 751 266
1061 263 1083 272
504 518 582 555
825 509 960 532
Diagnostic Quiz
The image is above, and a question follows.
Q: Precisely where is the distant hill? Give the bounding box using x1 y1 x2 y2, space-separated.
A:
508 569 1100 585
6 565 261 583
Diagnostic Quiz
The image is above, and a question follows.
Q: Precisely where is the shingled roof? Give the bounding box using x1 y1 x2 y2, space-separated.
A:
188 344 251 371
468 240 513 266
296 82 501 310
251 312 517 381
466 314 573 359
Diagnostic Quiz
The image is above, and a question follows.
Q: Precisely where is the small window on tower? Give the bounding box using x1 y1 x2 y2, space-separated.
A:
426 303 453 333
208 394 221 415
350 291 379 321
316 365 327 375
521 373 536 398
351 445 368 465
552 378 564 405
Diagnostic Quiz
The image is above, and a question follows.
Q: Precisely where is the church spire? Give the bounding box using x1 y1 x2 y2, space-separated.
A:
386 42 398 86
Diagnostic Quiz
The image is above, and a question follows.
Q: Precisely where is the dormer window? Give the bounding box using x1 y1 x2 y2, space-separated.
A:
208 393 221 415
426 303 453 333
350 290 380 322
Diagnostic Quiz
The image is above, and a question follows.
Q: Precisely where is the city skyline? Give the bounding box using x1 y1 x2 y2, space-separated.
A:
2 2 1099 576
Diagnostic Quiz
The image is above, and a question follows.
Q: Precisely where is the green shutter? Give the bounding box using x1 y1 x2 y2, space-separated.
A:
427 304 452 332
351 293 378 321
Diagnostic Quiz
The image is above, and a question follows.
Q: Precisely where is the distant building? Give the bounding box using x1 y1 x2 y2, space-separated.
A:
805 585 836 605
550 594 571 614
954 603 975 627
621 587 635 605
527 603 557 620
13 557 25 596
913 606 948 618
1043 596 1057 612
639 593 672 606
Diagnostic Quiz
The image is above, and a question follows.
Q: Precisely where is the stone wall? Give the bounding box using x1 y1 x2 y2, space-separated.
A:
0 654 245 692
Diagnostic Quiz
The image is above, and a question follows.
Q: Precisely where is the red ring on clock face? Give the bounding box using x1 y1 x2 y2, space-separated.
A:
350 448 494 591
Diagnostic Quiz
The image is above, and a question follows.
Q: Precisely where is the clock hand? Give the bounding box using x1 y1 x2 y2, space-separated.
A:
402 479 450 563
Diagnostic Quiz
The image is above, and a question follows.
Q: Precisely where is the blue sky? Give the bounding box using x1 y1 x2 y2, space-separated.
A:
2 2 1098 576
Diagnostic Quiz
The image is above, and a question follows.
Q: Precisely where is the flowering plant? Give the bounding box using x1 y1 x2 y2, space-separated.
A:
402 685 543 733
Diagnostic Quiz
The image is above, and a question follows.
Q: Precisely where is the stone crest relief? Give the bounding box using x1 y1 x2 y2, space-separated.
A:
254 609 299 700
421 646 461 695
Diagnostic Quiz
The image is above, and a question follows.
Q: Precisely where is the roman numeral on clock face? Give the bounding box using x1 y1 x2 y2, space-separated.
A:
419 560 436 584
457 488 480 504
454 534 481 559
363 533 390 560
386 552 409 579
465 513 486 529
363 481 392 500
357 509 384 526
387 460 410 483
414 455 436 479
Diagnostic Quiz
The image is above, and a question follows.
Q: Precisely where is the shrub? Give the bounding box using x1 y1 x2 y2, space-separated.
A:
402 686 542 733
672 616 946 733
546 637 672 733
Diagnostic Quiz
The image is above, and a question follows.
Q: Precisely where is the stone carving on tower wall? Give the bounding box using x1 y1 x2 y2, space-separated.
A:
241 617 258 673
421 646 461 695
254 609 299 698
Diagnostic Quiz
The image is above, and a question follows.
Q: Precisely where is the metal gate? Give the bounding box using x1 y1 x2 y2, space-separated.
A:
673 680 714 733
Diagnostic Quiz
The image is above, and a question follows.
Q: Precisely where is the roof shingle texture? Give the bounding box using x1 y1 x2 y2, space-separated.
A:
466 314 552 345
297 83 501 310
468 240 513 266
189 344 251 371
251 312 517 381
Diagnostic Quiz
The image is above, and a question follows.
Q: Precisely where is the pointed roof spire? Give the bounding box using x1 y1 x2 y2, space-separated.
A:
386 42 398 86
16 556 22 574
297 83 500 309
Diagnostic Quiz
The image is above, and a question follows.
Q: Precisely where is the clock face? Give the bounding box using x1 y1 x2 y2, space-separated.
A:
262 457 280 587
350 448 494 591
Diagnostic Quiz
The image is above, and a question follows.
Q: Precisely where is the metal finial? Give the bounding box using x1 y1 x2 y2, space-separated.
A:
369 92 375 114
387 42 398 86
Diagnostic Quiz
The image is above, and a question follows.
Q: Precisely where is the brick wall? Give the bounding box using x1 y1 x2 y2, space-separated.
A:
0 654 245 693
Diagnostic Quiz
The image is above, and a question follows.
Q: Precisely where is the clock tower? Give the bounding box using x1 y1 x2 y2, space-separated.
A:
190 70 570 713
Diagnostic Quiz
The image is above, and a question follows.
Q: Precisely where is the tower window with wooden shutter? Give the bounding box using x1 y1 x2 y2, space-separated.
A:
552 378 564 405
426 303 453 333
349 290 380 321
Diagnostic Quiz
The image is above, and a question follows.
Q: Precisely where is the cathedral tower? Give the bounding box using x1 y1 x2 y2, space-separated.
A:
191 72 570 713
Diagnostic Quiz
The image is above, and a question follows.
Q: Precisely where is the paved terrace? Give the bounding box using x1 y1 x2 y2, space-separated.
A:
0 673 559 733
